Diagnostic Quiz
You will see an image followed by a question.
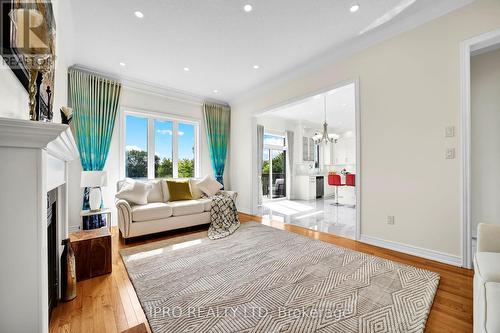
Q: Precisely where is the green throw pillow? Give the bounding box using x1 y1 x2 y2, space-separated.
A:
166 179 193 201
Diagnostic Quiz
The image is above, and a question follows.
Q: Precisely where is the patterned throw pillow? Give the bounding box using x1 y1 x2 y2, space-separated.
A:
166 179 193 201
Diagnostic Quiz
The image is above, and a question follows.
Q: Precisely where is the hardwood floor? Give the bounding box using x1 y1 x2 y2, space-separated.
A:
49 213 473 333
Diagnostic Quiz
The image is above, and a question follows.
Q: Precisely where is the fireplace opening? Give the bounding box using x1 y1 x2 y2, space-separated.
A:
47 189 58 319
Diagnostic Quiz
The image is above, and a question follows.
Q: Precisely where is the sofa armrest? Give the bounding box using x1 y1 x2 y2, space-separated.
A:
477 223 500 253
116 199 132 238
220 190 238 201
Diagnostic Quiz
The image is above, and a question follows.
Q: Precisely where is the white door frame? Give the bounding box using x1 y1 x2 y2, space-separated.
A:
251 78 361 241
459 28 500 269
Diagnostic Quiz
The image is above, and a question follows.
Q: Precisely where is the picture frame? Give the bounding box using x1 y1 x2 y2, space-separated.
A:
0 0 56 121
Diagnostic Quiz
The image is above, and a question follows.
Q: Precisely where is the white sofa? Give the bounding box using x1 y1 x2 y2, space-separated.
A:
474 223 500 333
115 178 236 242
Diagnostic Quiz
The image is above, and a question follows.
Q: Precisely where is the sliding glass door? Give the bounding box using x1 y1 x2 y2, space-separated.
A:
262 132 287 200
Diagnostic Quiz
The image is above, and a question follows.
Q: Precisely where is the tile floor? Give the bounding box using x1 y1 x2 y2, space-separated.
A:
258 197 357 239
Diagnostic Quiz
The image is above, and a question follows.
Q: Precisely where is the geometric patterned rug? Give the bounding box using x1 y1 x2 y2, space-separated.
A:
121 222 439 333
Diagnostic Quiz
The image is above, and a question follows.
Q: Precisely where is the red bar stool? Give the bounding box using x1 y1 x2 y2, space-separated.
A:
328 174 344 205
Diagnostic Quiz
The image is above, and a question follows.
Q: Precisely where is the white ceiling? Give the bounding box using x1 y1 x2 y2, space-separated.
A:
261 83 356 133
66 0 472 102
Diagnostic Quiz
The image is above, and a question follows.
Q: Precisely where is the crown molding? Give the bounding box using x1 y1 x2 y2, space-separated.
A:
69 65 230 107
229 0 474 105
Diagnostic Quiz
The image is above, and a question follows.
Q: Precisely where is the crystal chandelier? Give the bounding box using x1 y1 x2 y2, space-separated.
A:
312 95 339 145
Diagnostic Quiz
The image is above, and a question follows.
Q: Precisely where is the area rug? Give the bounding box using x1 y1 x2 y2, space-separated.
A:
121 222 439 333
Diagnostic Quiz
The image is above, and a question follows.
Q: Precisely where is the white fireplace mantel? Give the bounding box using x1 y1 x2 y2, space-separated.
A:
0 117 79 333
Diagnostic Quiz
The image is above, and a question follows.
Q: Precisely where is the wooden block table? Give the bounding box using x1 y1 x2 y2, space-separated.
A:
69 228 112 281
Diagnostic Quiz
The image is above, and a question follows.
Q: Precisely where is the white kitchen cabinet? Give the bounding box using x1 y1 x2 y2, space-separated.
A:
333 137 356 165
294 175 317 200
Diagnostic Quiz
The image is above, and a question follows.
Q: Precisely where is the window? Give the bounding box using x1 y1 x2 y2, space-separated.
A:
123 111 199 179
155 120 173 178
264 133 285 147
125 115 148 179
178 123 195 178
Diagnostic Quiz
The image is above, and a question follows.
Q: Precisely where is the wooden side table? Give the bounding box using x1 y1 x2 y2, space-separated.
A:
69 228 112 281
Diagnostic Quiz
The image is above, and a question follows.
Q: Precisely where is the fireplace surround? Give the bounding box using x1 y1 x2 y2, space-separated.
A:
0 117 78 333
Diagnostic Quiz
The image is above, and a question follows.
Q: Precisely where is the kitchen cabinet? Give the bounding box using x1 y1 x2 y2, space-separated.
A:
333 137 356 165
302 137 315 161
295 175 318 200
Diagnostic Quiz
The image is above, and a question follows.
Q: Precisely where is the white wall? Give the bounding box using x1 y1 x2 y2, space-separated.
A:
230 0 500 257
471 47 500 234
0 70 29 119
67 87 215 229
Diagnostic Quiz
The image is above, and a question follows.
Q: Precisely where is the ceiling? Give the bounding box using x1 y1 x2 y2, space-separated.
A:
66 0 472 102
262 83 356 133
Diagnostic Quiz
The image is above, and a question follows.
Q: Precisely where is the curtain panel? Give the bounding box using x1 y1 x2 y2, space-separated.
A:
203 103 230 187
69 68 121 228
257 124 264 206
286 130 294 200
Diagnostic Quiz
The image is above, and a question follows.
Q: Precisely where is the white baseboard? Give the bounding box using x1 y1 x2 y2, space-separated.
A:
360 234 462 267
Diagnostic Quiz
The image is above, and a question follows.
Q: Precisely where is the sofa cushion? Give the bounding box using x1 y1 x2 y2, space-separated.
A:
116 179 151 205
168 200 205 216
132 203 173 222
197 198 212 212
147 179 164 203
475 252 500 283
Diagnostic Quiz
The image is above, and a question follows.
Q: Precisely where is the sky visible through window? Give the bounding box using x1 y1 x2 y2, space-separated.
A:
126 115 195 159
264 133 285 146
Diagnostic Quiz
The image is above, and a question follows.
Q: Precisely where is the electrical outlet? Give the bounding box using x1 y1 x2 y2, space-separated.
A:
445 148 455 159
387 216 395 225
445 126 455 138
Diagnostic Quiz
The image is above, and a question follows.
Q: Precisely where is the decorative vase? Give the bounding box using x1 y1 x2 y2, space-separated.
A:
60 238 77 302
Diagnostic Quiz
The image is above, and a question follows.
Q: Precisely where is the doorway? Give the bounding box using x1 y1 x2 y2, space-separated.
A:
460 28 500 268
262 146 287 201
253 79 361 240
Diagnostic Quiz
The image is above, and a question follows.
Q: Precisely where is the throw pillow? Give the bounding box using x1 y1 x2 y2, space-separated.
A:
146 179 163 203
115 179 151 205
189 178 203 199
160 179 170 202
166 179 193 201
197 175 223 197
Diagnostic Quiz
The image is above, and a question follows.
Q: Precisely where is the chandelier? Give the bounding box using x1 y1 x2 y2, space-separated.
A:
312 95 339 145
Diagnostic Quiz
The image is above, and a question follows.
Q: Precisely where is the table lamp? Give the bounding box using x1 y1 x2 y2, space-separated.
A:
80 171 108 211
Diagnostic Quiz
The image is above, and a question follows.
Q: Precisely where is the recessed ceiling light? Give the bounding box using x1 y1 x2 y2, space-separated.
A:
119 62 126 67
253 65 260 69
183 67 190 72
213 90 219 94
134 11 144 18
243 4 253 12
350 4 360 13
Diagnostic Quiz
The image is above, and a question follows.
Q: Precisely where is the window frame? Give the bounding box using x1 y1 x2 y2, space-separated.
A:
120 107 200 180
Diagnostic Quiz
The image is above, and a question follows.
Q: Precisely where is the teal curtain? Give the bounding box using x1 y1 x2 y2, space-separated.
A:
69 68 121 227
203 103 230 187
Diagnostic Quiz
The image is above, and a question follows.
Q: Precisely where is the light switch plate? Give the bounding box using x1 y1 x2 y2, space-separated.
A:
387 216 395 225
445 126 455 138
446 148 455 159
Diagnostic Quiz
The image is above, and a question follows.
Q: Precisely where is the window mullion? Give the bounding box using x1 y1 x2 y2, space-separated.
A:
147 118 155 179
173 121 179 178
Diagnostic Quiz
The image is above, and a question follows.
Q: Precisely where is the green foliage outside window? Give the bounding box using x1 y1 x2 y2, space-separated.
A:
127 149 193 179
